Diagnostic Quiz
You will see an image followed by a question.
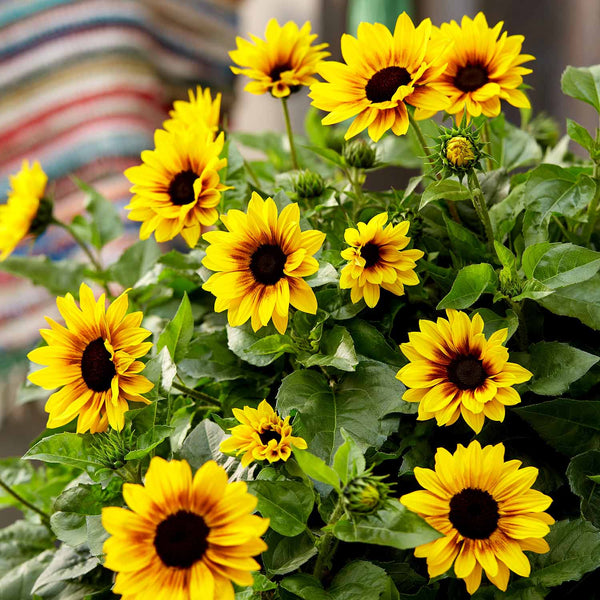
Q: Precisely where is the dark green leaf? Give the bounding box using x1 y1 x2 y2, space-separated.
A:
444 214 487 263
24 434 104 471
471 308 519 341
419 179 471 210
0 521 54 578
227 324 284 367
561 65 600 112
0 550 54 600
437 263 498 310
328 560 388 600
262 529 317 576
107 239 161 288
567 451 600 527
157 293 193 363
125 425 173 460
502 125 542 171
281 574 331 600
345 320 403 366
32 546 98 595
300 325 358 372
489 182 527 240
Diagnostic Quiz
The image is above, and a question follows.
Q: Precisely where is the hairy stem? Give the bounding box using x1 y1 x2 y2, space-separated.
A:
172 381 220 407
0 476 52 530
281 97 299 170
313 499 345 581
468 172 495 249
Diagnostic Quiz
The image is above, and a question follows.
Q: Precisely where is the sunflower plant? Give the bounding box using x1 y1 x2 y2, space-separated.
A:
2 10 600 600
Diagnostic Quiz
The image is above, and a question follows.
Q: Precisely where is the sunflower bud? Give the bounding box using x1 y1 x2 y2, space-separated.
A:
342 472 391 515
294 170 326 199
343 139 377 169
89 430 132 470
445 136 477 168
28 197 54 237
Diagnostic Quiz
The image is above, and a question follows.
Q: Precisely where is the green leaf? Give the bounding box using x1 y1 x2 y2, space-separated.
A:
0 550 54 600
528 342 598 395
300 325 358 372
306 262 339 288
262 529 317 576
333 430 366 485
328 560 388 600
345 320 404 366
444 214 488 263
567 118 595 152
157 293 193 363
23 433 104 471
514 399 600 456
125 425 173 460
32 546 98 596
332 502 441 549
293 449 341 490
247 479 314 536
277 361 408 463
437 263 498 310
107 239 161 288
494 242 516 270
227 324 284 367
567 451 600 527
303 145 346 167
0 257 87 296
0 521 54 578
522 165 596 245
419 179 471 210
281 574 331 600
502 124 542 171
561 65 600 112
489 182 527 240
471 308 519 341
537 274 600 330
73 177 123 249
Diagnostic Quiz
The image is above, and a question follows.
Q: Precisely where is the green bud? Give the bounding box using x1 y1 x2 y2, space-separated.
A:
28 197 54 237
342 472 391 515
499 267 522 297
294 170 326 199
343 139 377 169
88 430 132 470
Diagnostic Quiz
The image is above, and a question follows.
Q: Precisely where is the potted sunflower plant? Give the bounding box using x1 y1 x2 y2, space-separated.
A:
1 10 600 600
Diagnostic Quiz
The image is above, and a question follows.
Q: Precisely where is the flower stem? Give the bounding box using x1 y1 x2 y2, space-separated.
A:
468 172 495 249
172 381 220 407
243 158 261 188
313 499 345 581
584 141 600 244
0 475 52 530
481 119 495 172
281 97 299 170
509 300 529 351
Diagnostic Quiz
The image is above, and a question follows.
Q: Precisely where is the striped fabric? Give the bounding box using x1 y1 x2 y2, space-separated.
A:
0 0 238 408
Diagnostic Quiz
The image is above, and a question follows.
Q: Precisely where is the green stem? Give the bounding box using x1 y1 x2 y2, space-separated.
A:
584 159 600 245
468 172 495 249
509 300 529 351
172 381 220 407
243 158 261 188
0 476 52 529
313 499 345 581
281 97 299 170
481 119 494 171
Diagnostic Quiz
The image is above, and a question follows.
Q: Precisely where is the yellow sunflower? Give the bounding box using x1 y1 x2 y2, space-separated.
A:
340 212 423 308
27 283 153 434
396 309 532 433
125 125 229 248
230 18 329 98
202 191 325 334
430 12 534 120
0 160 50 260
102 457 269 600
220 399 307 467
309 12 450 142
401 441 553 595
163 86 221 136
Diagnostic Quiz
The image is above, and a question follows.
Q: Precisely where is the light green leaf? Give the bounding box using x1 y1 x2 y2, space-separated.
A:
437 263 498 310
23 434 104 471
333 430 366 485
306 262 339 287
125 425 173 460
227 324 284 367
419 179 471 210
471 308 519 341
281 574 331 600
561 65 600 112
489 182 527 240
32 546 98 596
528 342 598 395
0 550 54 600
567 118 595 152
502 124 542 171
328 560 388 600
107 239 161 288
157 293 193 363
293 449 341 490
300 325 358 372
0 521 54 579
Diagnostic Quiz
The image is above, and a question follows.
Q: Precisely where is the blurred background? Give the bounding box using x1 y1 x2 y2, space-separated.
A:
1 0 599 524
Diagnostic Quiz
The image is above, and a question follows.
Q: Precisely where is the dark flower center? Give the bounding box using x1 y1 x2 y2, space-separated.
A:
81 337 116 392
449 487 499 539
446 355 487 390
361 243 381 268
249 244 287 286
365 66 412 103
154 510 209 569
454 64 489 92
259 428 282 446
168 170 198 206
270 62 293 82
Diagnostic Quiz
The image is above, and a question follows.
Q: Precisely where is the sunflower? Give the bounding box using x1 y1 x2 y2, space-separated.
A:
430 12 534 120
220 400 307 467
0 160 50 260
396 309 532 433
309 12 450 142
230 18 329 98
401 441 553 594
125 125 229 248
340 212 423 308
102 457 269 600
202 191 325 334
163 86 221 136
27 283 153 433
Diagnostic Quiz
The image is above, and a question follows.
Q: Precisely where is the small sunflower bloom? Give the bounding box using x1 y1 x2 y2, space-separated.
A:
309 12 450 142
0 160 51 260
430 12 534 120
396 309 532 433
28 283 153 433
446 136 476 167
163 86 221 136
102 457 269 600
125 126 229 248
340 212 423 308
220 400 307 467
401 441 553 595
230 19 329 98
202 192 326 334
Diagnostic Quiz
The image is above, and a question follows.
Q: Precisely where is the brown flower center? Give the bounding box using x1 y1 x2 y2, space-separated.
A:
269 62 293 82
259 428 282 446
168 170 198 206
154 510 209 569
250 244 287 285
81 337 116 392
361 243 381 268
449 488 499 539
365 66 412 103
454 64 489 92
446 355 487 390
